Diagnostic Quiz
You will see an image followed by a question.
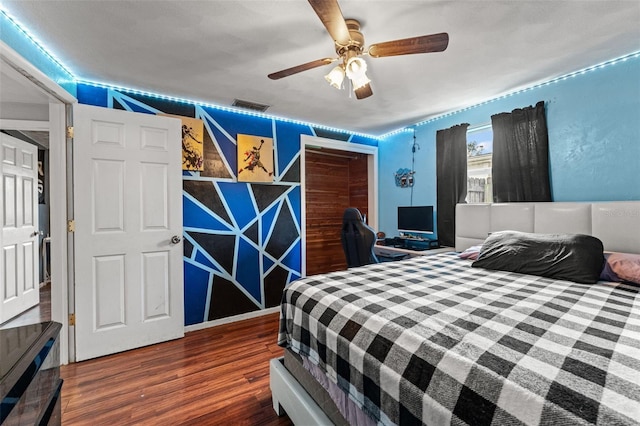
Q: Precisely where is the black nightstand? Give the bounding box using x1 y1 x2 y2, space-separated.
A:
0 321 62 425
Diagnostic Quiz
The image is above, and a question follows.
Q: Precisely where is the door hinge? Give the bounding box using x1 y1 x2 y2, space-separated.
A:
66 126 74 138
69 313 76 326
67 220 75 232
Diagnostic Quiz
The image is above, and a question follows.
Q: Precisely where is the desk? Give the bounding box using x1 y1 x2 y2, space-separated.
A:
374 245 453 260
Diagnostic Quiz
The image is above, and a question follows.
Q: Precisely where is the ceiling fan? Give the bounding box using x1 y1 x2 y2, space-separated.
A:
267 0 449 100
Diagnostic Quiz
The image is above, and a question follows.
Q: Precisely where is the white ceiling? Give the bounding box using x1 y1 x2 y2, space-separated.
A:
1 0 639 136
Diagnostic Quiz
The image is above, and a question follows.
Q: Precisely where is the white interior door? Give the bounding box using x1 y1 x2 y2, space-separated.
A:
73 104 183 361
0 133 39 324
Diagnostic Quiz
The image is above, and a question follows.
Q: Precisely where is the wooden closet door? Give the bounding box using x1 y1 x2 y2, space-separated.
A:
305 149 368 275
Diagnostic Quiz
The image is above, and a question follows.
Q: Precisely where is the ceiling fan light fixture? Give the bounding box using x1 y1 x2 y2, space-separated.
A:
267 1 449 101
345 56 367 80
324 66 345 89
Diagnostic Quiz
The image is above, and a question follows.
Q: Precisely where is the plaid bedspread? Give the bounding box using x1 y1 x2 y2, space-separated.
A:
278 253 640 425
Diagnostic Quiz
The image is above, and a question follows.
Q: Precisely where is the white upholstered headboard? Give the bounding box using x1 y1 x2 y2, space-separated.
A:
455 201 640 254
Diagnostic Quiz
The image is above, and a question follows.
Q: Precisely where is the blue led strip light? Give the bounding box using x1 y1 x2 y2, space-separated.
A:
77 80 381 140
0 9 74 79
3 6 637 140
382 50 640 138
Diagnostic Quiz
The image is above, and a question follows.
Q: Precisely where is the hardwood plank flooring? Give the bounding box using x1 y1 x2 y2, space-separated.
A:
60 313 293 426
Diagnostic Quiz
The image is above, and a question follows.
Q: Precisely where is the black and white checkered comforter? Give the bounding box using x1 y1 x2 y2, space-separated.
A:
278 253 640 425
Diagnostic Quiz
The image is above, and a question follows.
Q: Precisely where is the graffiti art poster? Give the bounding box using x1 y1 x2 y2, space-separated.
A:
160 113 204 171
237 134 274 183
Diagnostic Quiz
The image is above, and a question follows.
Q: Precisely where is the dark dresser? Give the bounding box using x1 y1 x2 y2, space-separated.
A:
0 322 62 425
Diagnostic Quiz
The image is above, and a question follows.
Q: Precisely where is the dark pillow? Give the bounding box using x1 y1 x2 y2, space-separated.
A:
472 231 605 284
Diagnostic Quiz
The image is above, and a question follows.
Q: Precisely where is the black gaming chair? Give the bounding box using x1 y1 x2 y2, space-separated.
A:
341 207 379 268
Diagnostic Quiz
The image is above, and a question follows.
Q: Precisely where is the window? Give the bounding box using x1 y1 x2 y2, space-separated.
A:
466 126 493 203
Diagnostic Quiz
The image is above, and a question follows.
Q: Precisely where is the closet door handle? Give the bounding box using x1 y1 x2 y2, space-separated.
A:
171 235 182 244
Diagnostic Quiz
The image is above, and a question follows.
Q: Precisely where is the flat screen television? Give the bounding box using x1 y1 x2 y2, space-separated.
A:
397 205 434 235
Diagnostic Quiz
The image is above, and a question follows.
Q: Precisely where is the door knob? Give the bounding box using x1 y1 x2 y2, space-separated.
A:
31 230 44 237
171 235 182 244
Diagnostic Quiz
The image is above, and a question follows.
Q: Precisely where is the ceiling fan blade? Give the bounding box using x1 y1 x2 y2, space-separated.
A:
368 33 449 58
307 0 351 45
268 58 336 80
355 83 373 100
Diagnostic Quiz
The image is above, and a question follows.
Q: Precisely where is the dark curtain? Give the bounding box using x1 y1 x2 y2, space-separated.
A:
491 101 551 202
436 123 469 247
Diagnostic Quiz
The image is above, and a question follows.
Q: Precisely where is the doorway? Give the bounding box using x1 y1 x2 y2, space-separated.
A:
0 41 75 362
300 135 378 276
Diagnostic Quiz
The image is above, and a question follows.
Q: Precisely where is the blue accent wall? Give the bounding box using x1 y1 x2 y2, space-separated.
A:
77 84 378 326
378 55 640 238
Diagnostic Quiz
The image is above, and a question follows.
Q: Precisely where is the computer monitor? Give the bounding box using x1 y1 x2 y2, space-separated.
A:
397 206 434 235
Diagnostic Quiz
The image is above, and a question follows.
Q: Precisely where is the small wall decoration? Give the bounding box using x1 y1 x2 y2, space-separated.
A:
38 149 46 204
159 113 204 171
237 134 274 183
395 168 415 188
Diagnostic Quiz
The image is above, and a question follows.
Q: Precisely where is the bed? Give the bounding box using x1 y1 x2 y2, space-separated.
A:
271 201 640 425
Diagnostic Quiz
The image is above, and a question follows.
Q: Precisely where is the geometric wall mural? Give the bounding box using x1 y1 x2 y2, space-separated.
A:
77 84 377 326
183 180 301 323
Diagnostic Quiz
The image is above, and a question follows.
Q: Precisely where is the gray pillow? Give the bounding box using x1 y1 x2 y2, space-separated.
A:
472 231 605 284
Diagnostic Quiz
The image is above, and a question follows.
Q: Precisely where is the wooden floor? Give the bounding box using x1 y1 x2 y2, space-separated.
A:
60 312 293 425
1 287 293 424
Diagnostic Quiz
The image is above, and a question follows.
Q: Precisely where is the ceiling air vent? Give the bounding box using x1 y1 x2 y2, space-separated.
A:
232 99 270 112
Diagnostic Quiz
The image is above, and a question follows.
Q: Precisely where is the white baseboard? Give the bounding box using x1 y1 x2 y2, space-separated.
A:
184 306 280 333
